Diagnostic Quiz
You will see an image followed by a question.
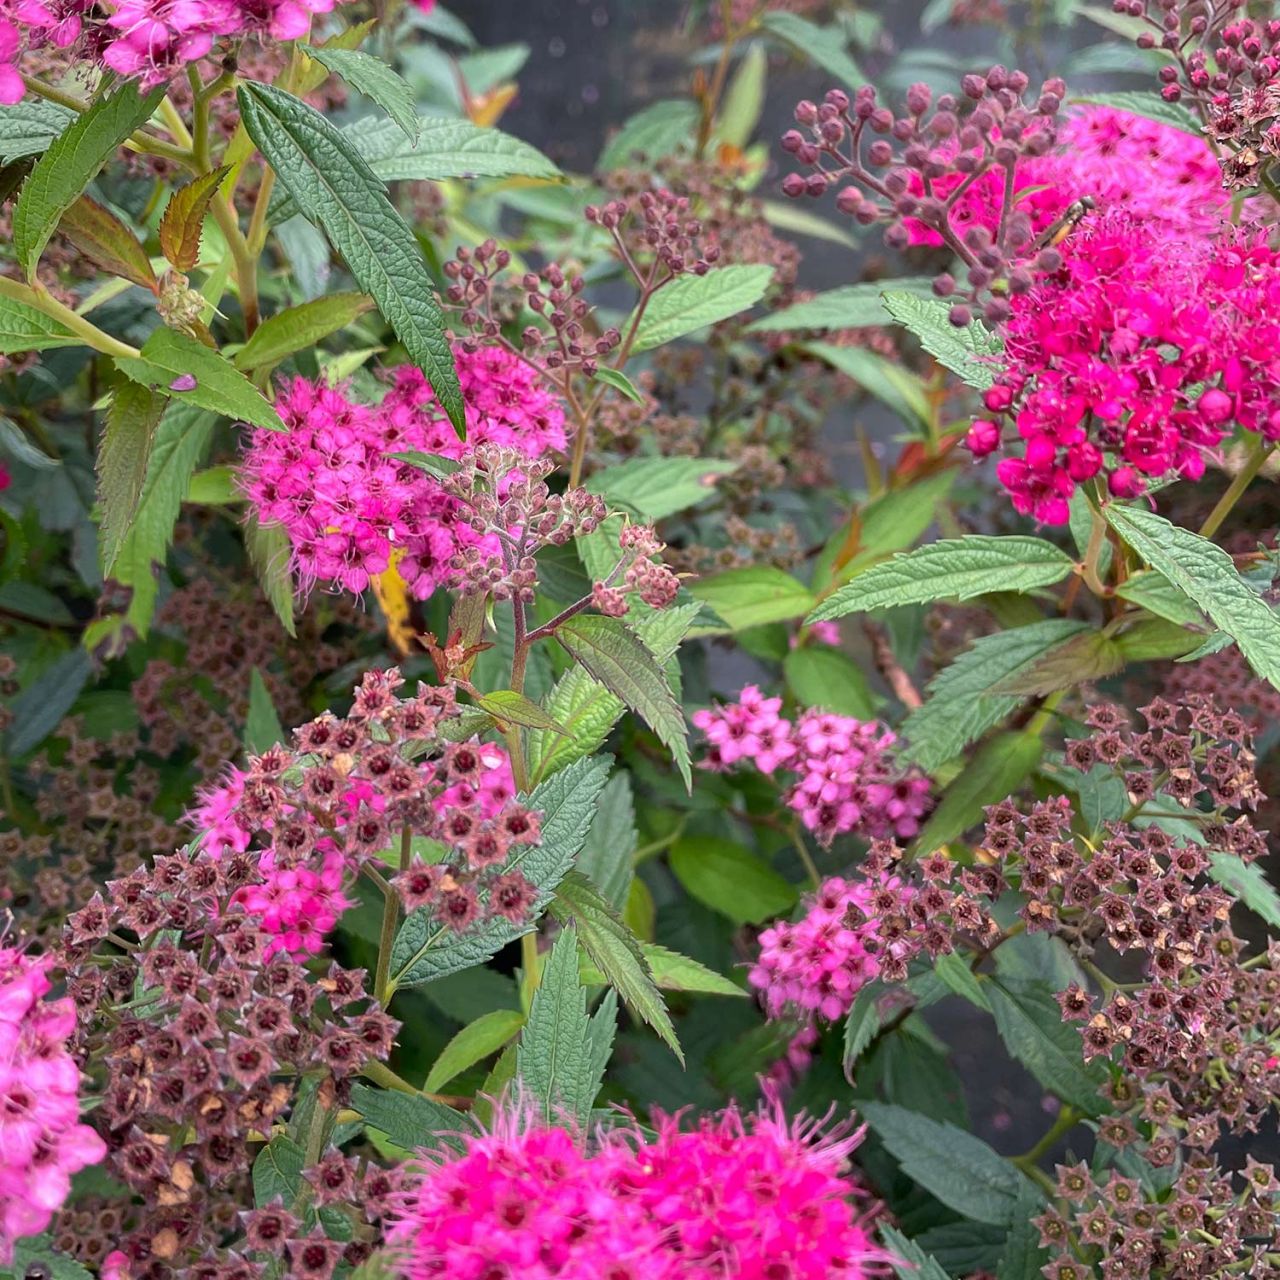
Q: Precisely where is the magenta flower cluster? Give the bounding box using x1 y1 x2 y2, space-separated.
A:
388 1101 893 1280
0 945 105 1263
693 686 930 845
240 344 566 597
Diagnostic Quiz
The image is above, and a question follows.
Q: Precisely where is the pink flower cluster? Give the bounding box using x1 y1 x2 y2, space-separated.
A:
0 945 106 1263
968 212 1280 521
389 1101 894 1280
230 847 351 960
240 345 566 598
0 0 345 99
693 687 930 846
749 876 896 1022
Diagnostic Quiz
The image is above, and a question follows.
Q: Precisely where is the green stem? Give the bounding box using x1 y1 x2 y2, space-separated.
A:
789 820 822 890
373 825 411 1004
1014 1105 1080 1168
0 277 141 360
1079 498 1109 596
1198 436 1276 539
209 196 260 334
520 931 542 1009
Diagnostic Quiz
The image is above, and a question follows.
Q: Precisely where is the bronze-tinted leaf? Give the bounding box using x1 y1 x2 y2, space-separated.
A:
61 195 157 292
159 165 230 271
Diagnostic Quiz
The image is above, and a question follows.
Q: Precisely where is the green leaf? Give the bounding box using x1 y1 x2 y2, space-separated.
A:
934 950 991 1011
0 98 76 162
1207 853 1280 927
245 514 297 637
551 871 681 1059
390 755 611 988
305 45 420 141
843 982 885 1071
901 619 1092 771
425 1008 526 1092
116 328 285 432
60 195 158 291
529 605 699 781
554 613 690 788
5 648 91 757
577 768 636 908
591 365 646 404
12 81 164 277
390 450 462 480
859 1102 1026 1227
810 536 1073 621
996 1182 1052 1280
252 1134 304 1207
879 1226 952 1280
1105 504 1280 691
598 98 699 170
236 82 463 436
0 292 80 354
688 565 815 633
97 380 165 572
159 165 230 272
915 730 1044 853
186 464 237 504
783 645 876 718
245 667 285 754
993 628 1125 697
629 264 774 352
747 278 935 334
757 199 859 249
349 1081 470 1151
1114 569 1206 628
881 290 1002 390
801 342 933 429
234 292 373 373
986 976 1108 1115
9 1235 95 1279
760 11 864 87
516 926 602 1125
668 834 798 925
585 456 737 521
717 40 767 149
475 689 566 734
1073 90 1200 135
634 943 745 996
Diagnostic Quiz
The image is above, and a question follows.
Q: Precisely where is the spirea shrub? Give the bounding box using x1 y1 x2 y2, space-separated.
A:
2 0 1280 1276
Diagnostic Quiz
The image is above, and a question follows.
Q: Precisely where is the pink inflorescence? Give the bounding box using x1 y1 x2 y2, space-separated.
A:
0 0 347 99
0 945 106 1263
693 686 931 846
389 1100 895 1280
749 876 898 1022
967 212 1280 521
239 344 564 598
229 847 351 960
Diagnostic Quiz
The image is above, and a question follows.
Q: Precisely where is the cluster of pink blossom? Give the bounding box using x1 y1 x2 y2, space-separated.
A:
389 1100 894 1280
229 847 351 960
967 213 1280 520
693 686 930 845
240 344 565 598
749 876 898 1022
0 944 106 1263
0 0 347 101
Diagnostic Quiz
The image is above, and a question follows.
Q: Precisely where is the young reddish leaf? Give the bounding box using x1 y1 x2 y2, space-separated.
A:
60 196 158 292
159 166 230 271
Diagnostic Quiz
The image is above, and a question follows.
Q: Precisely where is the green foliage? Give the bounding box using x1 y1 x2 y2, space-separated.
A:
880 291 1002 390
747 278 936 333
233 293 374 374
585 457 737 521
668 834 798 925
629 264 774 352
305 45 421 141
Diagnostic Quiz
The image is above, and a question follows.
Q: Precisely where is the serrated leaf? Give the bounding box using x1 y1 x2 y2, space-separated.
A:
305 45 420 141
598 98 699 170
1114 569 1206 627
61 195 157 291
12 81 164 278
986 976 1109 1115
245 667 284 754
349 1081 470 1151
0 292 80 354
233 291 373 373
688 565 815 633
783 645 877 719
516 926 600 1125
996 1182 1052 1279
245 513 297 637
10 1235 96 1279
554 613 690 788
159 165 230 271
901 619 1092 771
528 604 698 781
747 277 936 333
252 1134 304 1207
389 755 611 989
634 943 745 996
802 341 933 429
0 98 76 162
629 264 774 352
810 535 1072 621
97 380 165 572
668 834 798 925
116 328 284 432
879 1226 952 1280
1105 504 1280 691
5 648 91 757
592 365 646 404
585 456 736 521
881 290 1002 390
1073 90 1200 135
1207 852 1280 927
475 688 565 734
859 1102 1026 1227
993 628 1124 697
843 982 885 1073
425 1008 526 1092
760 11 863 87
934 950 991 1010
577 768 636 908
550 871 681 1061
236 82 463 436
